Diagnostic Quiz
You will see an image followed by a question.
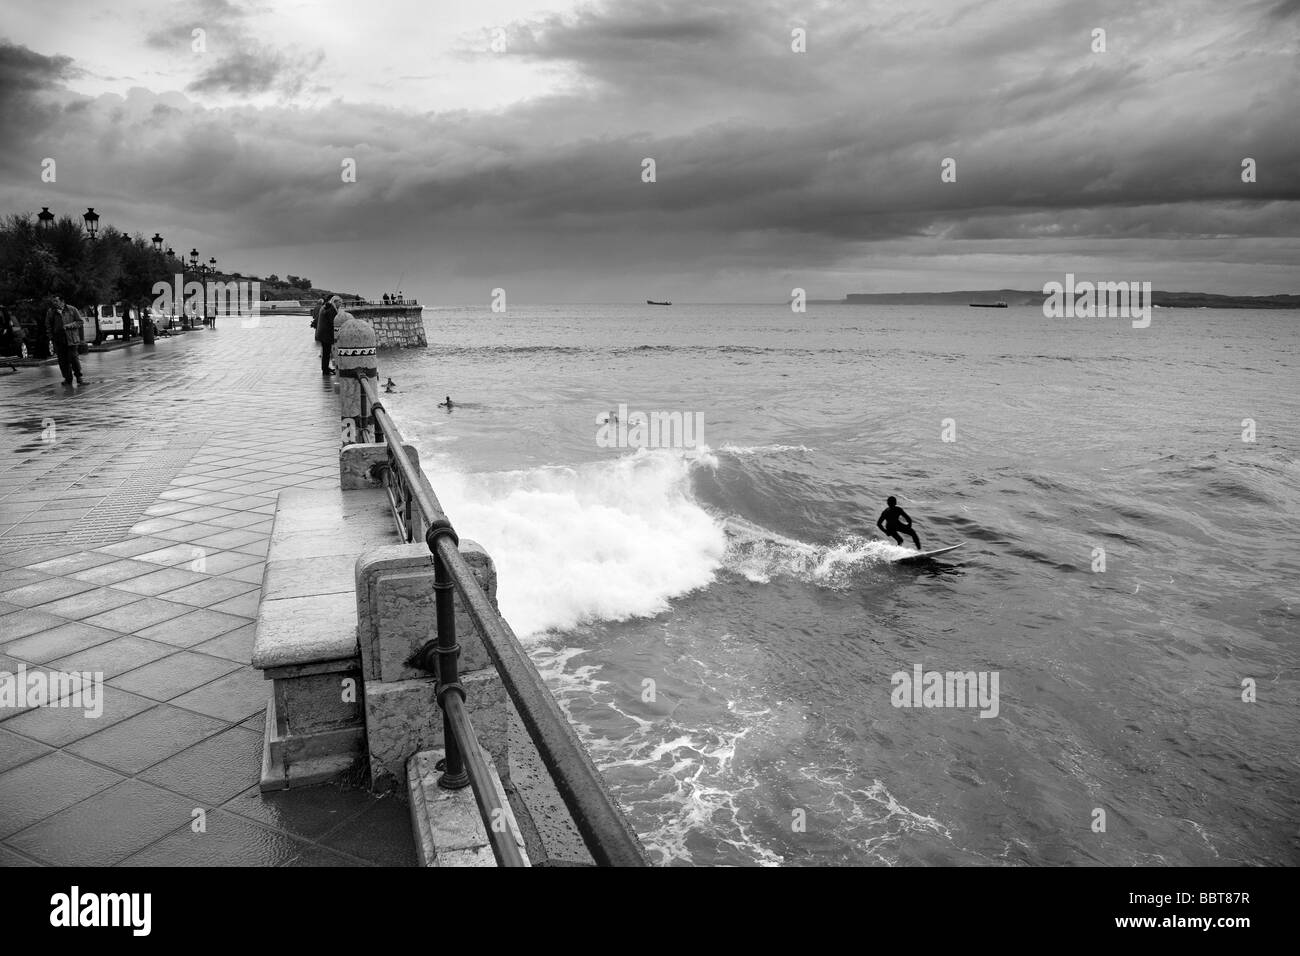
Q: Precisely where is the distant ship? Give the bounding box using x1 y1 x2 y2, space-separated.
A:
969 301 1008 308
646 299 672 306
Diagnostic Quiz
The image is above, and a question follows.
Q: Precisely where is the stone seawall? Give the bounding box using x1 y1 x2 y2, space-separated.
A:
346 304 427 349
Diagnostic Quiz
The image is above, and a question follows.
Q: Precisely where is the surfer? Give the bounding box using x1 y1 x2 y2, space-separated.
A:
438 395 454 408
877 496 922 550
383 377 397 393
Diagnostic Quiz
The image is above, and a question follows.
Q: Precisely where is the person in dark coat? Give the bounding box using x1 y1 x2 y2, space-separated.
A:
45 295 84 385
314 295 339 375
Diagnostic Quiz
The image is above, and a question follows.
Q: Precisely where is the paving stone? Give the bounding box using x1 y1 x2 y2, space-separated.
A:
318 795 418 867
0 544 87 567
119 809 312 866
205 512 268 530
0 608 75 642
1 568 56 589
143 501 196 517
82 596 193 633
33 587 141 621
225 562 266 585
138 725 263 804
135 608 250 647
222 783 375 840
108 651 240 701
0 751 123 838
0 686 153 746
109 566 210 596
69 558 164 586
169 507 236 524
0 577 96 608
1 621 121 664
128 516 189 535
169 666 268 722
48 635 179 679
183 550 262 575
0 845 41 866
281 845 369 866
191 624 255 664
7 779 195 866
158 577 258 609
147 522 234 544
91 536 180 558
0 728 53 774
193 528 267 551
26 551 122 575
132 544 205 566
206 592 260 618
66 703 229 773
5 519 81 535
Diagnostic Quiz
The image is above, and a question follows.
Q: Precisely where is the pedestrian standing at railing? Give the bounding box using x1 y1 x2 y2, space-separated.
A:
312 294 338 375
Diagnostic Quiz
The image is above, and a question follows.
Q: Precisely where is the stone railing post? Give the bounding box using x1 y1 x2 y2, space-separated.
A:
335 310 377 445
355 543 508 795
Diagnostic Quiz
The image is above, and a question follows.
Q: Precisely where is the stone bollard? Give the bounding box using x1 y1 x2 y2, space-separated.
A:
334 310 377 446
355 542 508 796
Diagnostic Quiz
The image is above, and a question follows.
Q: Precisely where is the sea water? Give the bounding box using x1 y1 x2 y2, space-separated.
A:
378 303 1299 866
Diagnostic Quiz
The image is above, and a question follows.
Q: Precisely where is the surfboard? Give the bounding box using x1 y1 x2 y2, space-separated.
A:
893 542 965 564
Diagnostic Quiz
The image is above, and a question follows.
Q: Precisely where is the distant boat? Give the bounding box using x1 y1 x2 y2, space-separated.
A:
646 300 672 306
969 301 1008 308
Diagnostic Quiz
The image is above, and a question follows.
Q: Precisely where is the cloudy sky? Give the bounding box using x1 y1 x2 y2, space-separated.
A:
2 0 1297 302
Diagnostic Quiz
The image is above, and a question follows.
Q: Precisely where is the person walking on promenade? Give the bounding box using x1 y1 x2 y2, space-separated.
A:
45 295 84 385
313 294 338 375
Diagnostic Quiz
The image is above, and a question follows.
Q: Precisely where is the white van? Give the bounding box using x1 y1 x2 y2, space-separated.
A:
82 304 125 344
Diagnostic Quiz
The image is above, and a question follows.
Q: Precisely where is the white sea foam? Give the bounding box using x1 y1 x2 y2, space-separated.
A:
423 447 727 638
721 518 912 585
719 443 812 456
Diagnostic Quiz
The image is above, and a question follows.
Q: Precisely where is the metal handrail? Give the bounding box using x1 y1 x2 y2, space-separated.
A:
358 377 648 867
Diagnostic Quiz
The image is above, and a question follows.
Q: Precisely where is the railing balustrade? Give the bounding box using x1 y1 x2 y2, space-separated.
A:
358 377 647 867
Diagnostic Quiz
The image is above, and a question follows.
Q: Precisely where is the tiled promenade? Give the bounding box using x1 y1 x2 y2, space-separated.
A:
0 321 415 866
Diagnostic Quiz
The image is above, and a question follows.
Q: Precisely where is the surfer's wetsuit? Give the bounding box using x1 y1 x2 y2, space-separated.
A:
877 504 921 549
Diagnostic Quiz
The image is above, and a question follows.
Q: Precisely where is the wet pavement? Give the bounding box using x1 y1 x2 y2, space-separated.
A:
0 320 416 866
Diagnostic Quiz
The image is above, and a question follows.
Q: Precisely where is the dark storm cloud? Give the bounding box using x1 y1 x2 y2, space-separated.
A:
0 41 79 91
2 0 1297 298
187 46 323 95
138 0 325 97
0 42 85 167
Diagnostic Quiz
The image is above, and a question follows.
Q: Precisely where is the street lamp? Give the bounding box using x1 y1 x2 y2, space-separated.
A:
207 257 218 327
187 250 200 330
161 247 176 332
189 250 209 329
37 207 54 230
152 233 163 252
82 207 99 239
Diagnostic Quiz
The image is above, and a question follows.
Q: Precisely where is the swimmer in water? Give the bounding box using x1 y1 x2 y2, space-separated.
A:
438 395 454 408
383 377 397 393
876 495 922 550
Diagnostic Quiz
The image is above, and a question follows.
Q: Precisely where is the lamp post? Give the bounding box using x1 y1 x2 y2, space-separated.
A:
38 207 54 230
139 233 164 344
189 249 205 331
162 247 176 332
82 207 99 239
208 256 217 327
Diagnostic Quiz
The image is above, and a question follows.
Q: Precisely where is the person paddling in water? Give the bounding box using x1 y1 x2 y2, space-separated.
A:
438 395 454 409
877 496 922 550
